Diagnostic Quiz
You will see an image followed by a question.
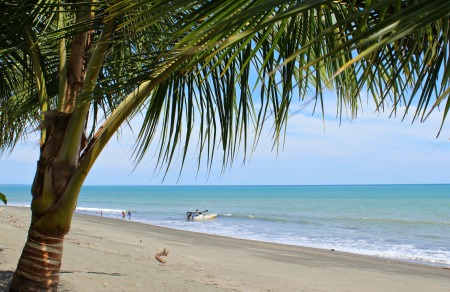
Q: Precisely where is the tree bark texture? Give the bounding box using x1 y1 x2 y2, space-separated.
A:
10 228 64 291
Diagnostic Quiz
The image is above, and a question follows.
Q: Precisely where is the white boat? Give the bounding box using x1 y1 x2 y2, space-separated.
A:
186 210 218 220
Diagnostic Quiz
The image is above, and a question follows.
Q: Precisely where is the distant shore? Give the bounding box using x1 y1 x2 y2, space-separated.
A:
1 206 449 291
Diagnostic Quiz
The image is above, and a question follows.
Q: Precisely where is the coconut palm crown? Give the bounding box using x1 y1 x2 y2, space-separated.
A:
1 0 449 290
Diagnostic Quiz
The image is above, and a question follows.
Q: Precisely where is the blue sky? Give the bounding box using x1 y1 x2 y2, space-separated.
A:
1 96 449 186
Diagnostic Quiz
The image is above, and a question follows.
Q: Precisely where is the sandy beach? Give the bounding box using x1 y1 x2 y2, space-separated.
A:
1 206 449 291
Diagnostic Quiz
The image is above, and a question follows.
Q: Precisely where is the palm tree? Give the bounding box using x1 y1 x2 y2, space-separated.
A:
1 0 449 290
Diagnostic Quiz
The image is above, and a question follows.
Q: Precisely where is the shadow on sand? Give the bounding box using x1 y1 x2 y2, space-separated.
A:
60 270 123 276
0 269 123 291
0 270 13 291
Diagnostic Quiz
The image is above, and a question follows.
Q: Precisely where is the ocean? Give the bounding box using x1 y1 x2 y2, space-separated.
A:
2 184 450 267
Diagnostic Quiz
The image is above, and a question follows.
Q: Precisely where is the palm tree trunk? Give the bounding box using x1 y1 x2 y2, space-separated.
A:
9 115 81 291
10 227 64 291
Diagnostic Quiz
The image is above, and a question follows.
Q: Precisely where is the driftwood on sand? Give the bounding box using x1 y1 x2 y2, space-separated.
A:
155 248 169 263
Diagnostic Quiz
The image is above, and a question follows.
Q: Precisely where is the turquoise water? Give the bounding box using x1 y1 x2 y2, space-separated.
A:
2 184 450 267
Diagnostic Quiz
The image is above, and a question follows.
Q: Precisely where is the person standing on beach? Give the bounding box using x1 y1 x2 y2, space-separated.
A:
127 211 131 220
122 211 125 220
100 211 103 217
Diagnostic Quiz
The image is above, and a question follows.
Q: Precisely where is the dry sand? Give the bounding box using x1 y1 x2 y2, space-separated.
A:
1 206 449 291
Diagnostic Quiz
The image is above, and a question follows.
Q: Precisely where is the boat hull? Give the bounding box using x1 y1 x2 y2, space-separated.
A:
192 213 218 220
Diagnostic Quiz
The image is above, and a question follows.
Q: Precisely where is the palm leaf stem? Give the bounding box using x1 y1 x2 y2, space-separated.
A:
78 60 185 175
27 33 48 146
58 1 68 111
59 15 116 165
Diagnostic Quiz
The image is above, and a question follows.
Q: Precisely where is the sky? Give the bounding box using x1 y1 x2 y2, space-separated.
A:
1 95 449 186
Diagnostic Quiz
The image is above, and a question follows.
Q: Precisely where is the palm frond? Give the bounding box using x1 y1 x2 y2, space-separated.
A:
1 0 449 175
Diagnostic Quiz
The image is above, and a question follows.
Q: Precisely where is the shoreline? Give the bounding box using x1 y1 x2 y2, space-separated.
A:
1 206 449 291
82 211 450 269
78 207 450 269
10 203 450 269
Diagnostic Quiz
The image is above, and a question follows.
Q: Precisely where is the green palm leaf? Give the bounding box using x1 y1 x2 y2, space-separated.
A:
1 0 449 172
0 192 7 205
